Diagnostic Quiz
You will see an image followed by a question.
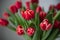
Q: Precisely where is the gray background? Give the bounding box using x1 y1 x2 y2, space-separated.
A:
0 0 60 40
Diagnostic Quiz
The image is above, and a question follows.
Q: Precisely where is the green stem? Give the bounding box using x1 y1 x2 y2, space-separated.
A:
53 11 60 21
42 31 46 39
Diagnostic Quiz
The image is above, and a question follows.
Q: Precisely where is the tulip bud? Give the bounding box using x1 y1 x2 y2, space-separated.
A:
36 6 42 13
0 18 9 26
54 20 60 28
56 3 60 10
9 5 18 14
49 5 55 10
16 25 24 35
40 19 52 31
3 12 10 18
27 27 35 36
21 9 34 20
39 11 47 21
30 0 39 4
15 1 22 9
26 2 30 9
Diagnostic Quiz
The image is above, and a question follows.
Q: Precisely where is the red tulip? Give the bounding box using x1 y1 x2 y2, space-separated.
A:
16 25 24 35
30 0 39 4
39 11 47 21
49 5 55 10
0 18 9 26
27 27 35 36
21 9 34 20
56 3 60 10
15 1 22 9
26 2 30 9
54 20 60 28
40 19 52 31
9 5 18 14
3 12 10 18
36 6 42 13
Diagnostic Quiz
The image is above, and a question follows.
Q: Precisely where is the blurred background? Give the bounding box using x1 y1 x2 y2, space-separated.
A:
0 0 60 40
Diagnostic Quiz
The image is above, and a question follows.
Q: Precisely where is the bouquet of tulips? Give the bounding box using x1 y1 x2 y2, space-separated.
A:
0 0 60 40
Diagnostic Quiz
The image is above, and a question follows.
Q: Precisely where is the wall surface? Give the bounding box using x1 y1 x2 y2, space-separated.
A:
0 0 60 40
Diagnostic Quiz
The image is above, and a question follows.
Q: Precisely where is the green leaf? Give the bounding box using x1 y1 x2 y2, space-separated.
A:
42 29 52 40
32 29 41 40
47 29 59 40
15 13 29 29
23 30 32 40
8 17 18 26
48 9 55 15
56 34 60 38
15 13 25 26
46 11 53 24
35 13 40 27
27 20 33 26
53 11 60 21
6 9 19 26
32 13 42 40
8 17 15 25
7 25 16 32
14 19 18 26
23 34 32 40
30 3 38 11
